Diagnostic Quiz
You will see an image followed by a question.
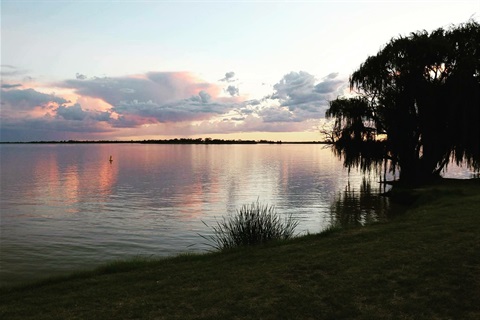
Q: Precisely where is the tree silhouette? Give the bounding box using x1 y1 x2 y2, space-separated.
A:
326 21 480 184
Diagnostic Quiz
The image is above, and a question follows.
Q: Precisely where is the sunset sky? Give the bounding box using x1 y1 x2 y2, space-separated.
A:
1 0 478 142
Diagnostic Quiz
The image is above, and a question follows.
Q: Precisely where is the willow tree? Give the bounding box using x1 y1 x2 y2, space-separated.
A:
326 21 480 184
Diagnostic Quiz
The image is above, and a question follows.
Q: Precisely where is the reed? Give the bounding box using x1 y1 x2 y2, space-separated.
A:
202 200 299 250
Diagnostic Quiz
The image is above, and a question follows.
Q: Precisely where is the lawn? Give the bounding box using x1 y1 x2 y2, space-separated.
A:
1 179 479 319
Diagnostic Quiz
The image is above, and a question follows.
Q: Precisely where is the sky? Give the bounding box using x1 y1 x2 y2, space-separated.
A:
1 0 478 142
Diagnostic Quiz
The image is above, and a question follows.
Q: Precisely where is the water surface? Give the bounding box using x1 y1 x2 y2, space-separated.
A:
0 144 472 286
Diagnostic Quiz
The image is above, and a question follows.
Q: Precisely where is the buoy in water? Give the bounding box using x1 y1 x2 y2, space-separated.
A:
109 155 113 163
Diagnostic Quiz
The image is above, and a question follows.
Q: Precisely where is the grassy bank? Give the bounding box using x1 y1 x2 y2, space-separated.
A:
1 179 479 319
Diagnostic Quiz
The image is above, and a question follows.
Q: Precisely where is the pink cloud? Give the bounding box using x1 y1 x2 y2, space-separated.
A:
0 70 348 141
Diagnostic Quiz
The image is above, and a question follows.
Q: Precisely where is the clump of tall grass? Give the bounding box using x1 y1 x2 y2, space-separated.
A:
202 201 299 250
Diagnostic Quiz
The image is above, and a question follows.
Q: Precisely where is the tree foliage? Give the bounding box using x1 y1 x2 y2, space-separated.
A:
326 21 480 184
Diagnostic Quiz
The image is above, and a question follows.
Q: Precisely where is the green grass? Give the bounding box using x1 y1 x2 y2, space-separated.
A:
1 178 479 319
201 200 299 250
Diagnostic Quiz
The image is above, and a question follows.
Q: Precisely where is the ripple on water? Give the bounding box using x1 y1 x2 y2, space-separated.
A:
0 144 473 287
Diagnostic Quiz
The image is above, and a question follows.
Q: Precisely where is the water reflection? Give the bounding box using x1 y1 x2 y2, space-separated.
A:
0 144 473 287
329 178 392 227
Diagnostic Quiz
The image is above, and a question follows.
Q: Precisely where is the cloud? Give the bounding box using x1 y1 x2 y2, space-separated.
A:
0 69 348 141
226 85 239 96
191 90 211 103
314 73 344 94
0 108 114 142
259 107 300 123
0 86 114 141
1 83 22 89
61 72 217 107
266 71 347 121
0 88 69 110
244 99 261 106
56 103 111 122
219 71 239 97
0 72 245 140
219 71 235 82
229 117 245 121
0 65 28 78
192 71 348 135
56 104 88 121
111 90 236 125
272 71 315 100
75 73 87 80
59 72 238 126
186 115 319 136
326 72 339 79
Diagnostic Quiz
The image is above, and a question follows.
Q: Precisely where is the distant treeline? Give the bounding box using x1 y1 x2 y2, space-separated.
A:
0 138 329 145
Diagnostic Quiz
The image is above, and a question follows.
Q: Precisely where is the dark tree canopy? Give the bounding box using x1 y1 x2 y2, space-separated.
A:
326 21 480 184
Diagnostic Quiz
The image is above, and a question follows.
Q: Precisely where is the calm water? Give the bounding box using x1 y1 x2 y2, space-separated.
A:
0 144 473 286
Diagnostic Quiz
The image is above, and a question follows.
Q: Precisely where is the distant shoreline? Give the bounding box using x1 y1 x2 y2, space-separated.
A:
0 139 331 145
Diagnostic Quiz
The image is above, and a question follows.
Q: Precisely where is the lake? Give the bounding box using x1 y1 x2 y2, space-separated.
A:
0 143 473 286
